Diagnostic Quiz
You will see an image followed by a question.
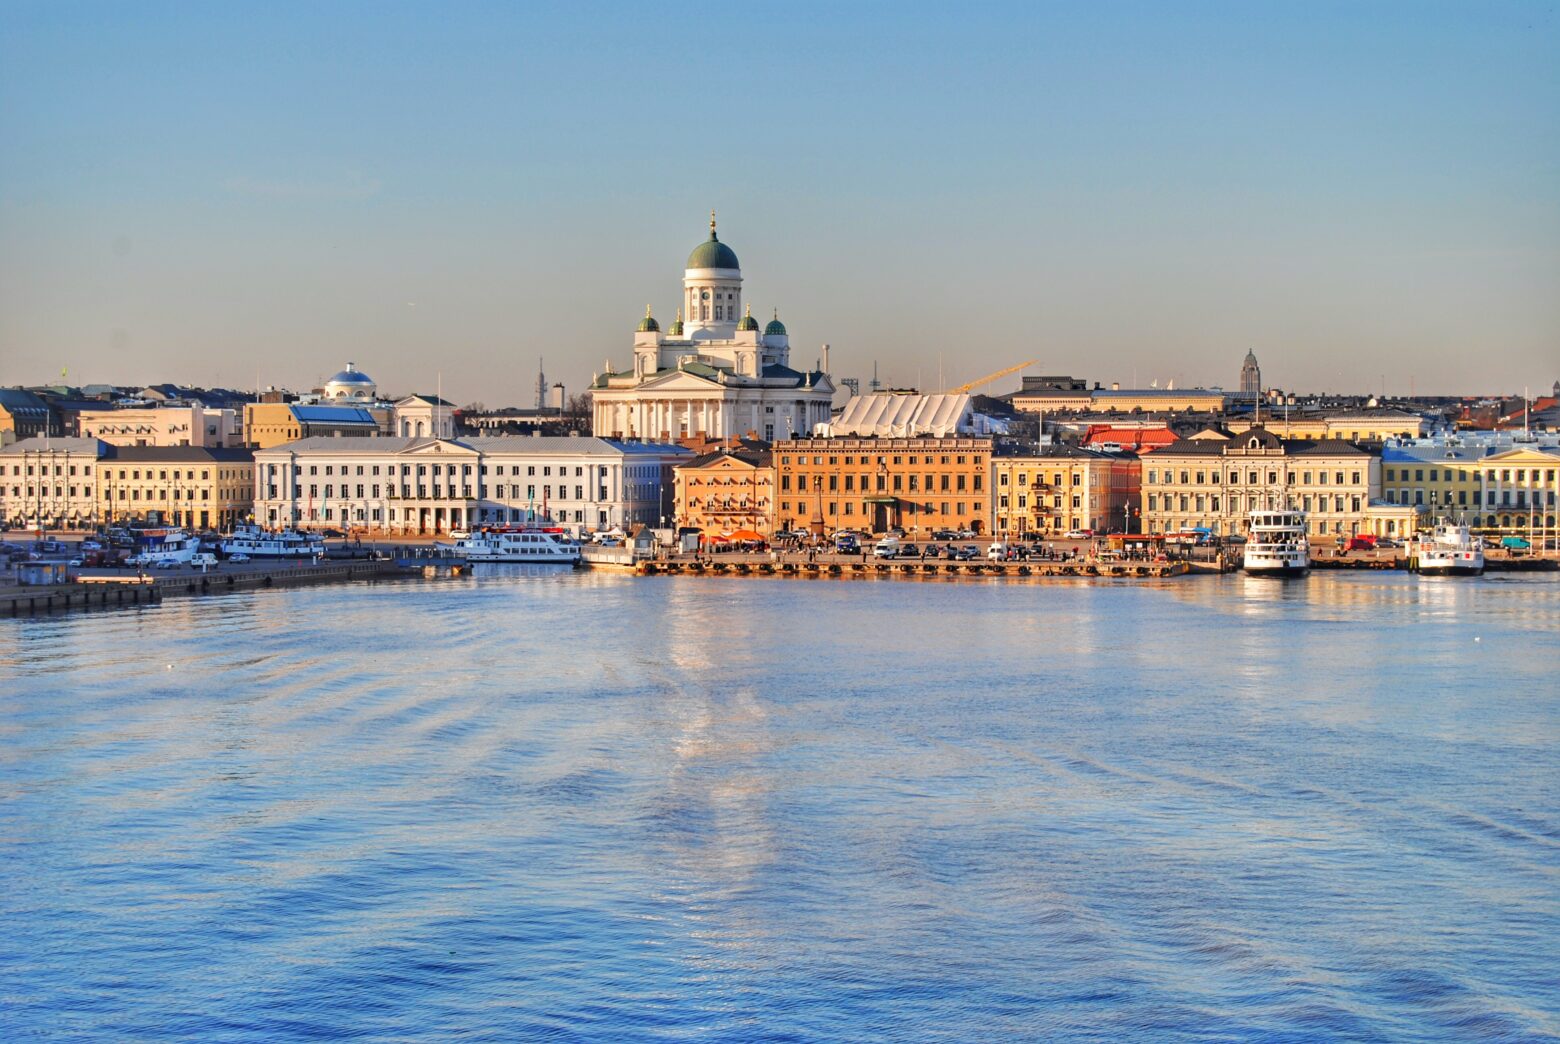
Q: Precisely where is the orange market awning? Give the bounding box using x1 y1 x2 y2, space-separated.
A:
727 529 765 542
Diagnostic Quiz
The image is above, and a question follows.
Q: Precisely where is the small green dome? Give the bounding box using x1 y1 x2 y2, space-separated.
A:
667 307 684 336
687 212 740 270
637 305 659 332
736 305 760 332
764 309 787 336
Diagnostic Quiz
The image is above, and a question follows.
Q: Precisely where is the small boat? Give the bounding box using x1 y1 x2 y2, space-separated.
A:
220 524 326 559
1412 519 1484 576
451 525 581 564
1243 508 1309 577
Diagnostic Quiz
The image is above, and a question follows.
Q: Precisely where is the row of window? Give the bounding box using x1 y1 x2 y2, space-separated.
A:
998 494 1085 509
274 462 605 479
997 471 1086 487
1384 467 1557 484
9 485 245 501
782 472 983 493
1385 489 1559 507
1148 468 1361 487
778 454 983 466
5 464 236 480
1148 493 1362 514
273 483 607 502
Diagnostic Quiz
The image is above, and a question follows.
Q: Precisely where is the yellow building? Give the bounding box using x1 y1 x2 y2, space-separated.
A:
1227 409 1426 443
673 447 776 538
1472 446 1560 536
773 437 991 536
992 447 1140 537
1380 438 1560 537
1091 387 1229 414
0 437 106 528
95 447 255 530
243 402 382 449
78 405 242 447
1143 428 1377 541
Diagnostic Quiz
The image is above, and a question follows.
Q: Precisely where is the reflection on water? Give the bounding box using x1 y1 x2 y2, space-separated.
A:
1 572 1558 1041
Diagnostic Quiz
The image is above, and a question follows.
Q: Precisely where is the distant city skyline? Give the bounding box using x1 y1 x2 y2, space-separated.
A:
2 3 1556 403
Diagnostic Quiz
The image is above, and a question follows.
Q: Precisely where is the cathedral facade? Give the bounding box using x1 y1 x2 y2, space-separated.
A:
591 216 835 443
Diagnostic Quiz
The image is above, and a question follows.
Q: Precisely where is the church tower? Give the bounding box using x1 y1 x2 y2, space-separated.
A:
683 211 743 339
1240 350 1261 403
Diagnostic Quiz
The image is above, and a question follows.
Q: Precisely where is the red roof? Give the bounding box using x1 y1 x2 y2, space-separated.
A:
1082 425 1178 453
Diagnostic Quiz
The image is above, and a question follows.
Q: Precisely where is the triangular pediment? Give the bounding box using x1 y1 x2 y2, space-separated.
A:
404 438 478 457
1480 446 1560 466
634 369 726 392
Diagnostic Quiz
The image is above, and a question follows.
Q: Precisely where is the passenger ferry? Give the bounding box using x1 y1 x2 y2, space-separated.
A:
451 526 581 564
1412 519 1484 576
220 524 326 559
127 529 201 567
1243 508 1310 577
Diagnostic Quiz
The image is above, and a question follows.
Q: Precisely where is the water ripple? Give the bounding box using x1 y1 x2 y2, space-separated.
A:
1 572 1558 1040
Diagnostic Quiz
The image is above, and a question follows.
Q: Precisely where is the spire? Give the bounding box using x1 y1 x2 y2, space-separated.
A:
710 209 717 239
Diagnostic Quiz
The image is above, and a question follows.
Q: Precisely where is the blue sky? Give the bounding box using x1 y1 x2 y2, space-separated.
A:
2 1 1556 402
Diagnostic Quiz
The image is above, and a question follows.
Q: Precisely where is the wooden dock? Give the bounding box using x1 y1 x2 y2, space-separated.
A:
632 559 1190 581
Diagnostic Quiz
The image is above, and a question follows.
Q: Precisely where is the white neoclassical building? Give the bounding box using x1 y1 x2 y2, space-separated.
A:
252 435 690 536
592 215 836 443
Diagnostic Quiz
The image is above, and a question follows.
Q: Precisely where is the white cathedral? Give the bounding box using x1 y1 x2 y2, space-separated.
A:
591 215 836 443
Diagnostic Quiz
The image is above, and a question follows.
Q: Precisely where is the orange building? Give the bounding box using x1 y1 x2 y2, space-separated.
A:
773 437 991 537
674 447 776 539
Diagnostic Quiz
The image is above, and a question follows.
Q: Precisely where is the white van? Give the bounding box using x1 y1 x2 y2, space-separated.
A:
872 537 901 559
987 542 1009 561
190 552 219 569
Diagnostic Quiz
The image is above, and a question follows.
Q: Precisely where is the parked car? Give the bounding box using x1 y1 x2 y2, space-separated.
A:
1064 529 1094 540
954 545 980 561
156 559 181 569
320 528 346 538
227 553 250 563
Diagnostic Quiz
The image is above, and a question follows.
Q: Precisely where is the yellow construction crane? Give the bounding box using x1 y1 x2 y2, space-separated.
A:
948 360 1037 395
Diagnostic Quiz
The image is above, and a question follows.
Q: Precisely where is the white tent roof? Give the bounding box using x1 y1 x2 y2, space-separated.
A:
820 393 998 438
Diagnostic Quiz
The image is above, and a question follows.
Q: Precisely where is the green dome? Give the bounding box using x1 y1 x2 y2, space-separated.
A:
667 308 684 336
637 305 659 332
736 305 760 332
764 309 787 336
687 213 740 270
687 234 739 271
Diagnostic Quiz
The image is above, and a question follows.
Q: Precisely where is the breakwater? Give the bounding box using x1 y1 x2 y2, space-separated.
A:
2 559 401 616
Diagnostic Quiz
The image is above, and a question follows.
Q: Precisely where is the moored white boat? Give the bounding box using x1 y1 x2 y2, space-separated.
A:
220 524 326 559
127 529 201 567
1243 508 1309 577
1412 520 1484 576
451 526 581 564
